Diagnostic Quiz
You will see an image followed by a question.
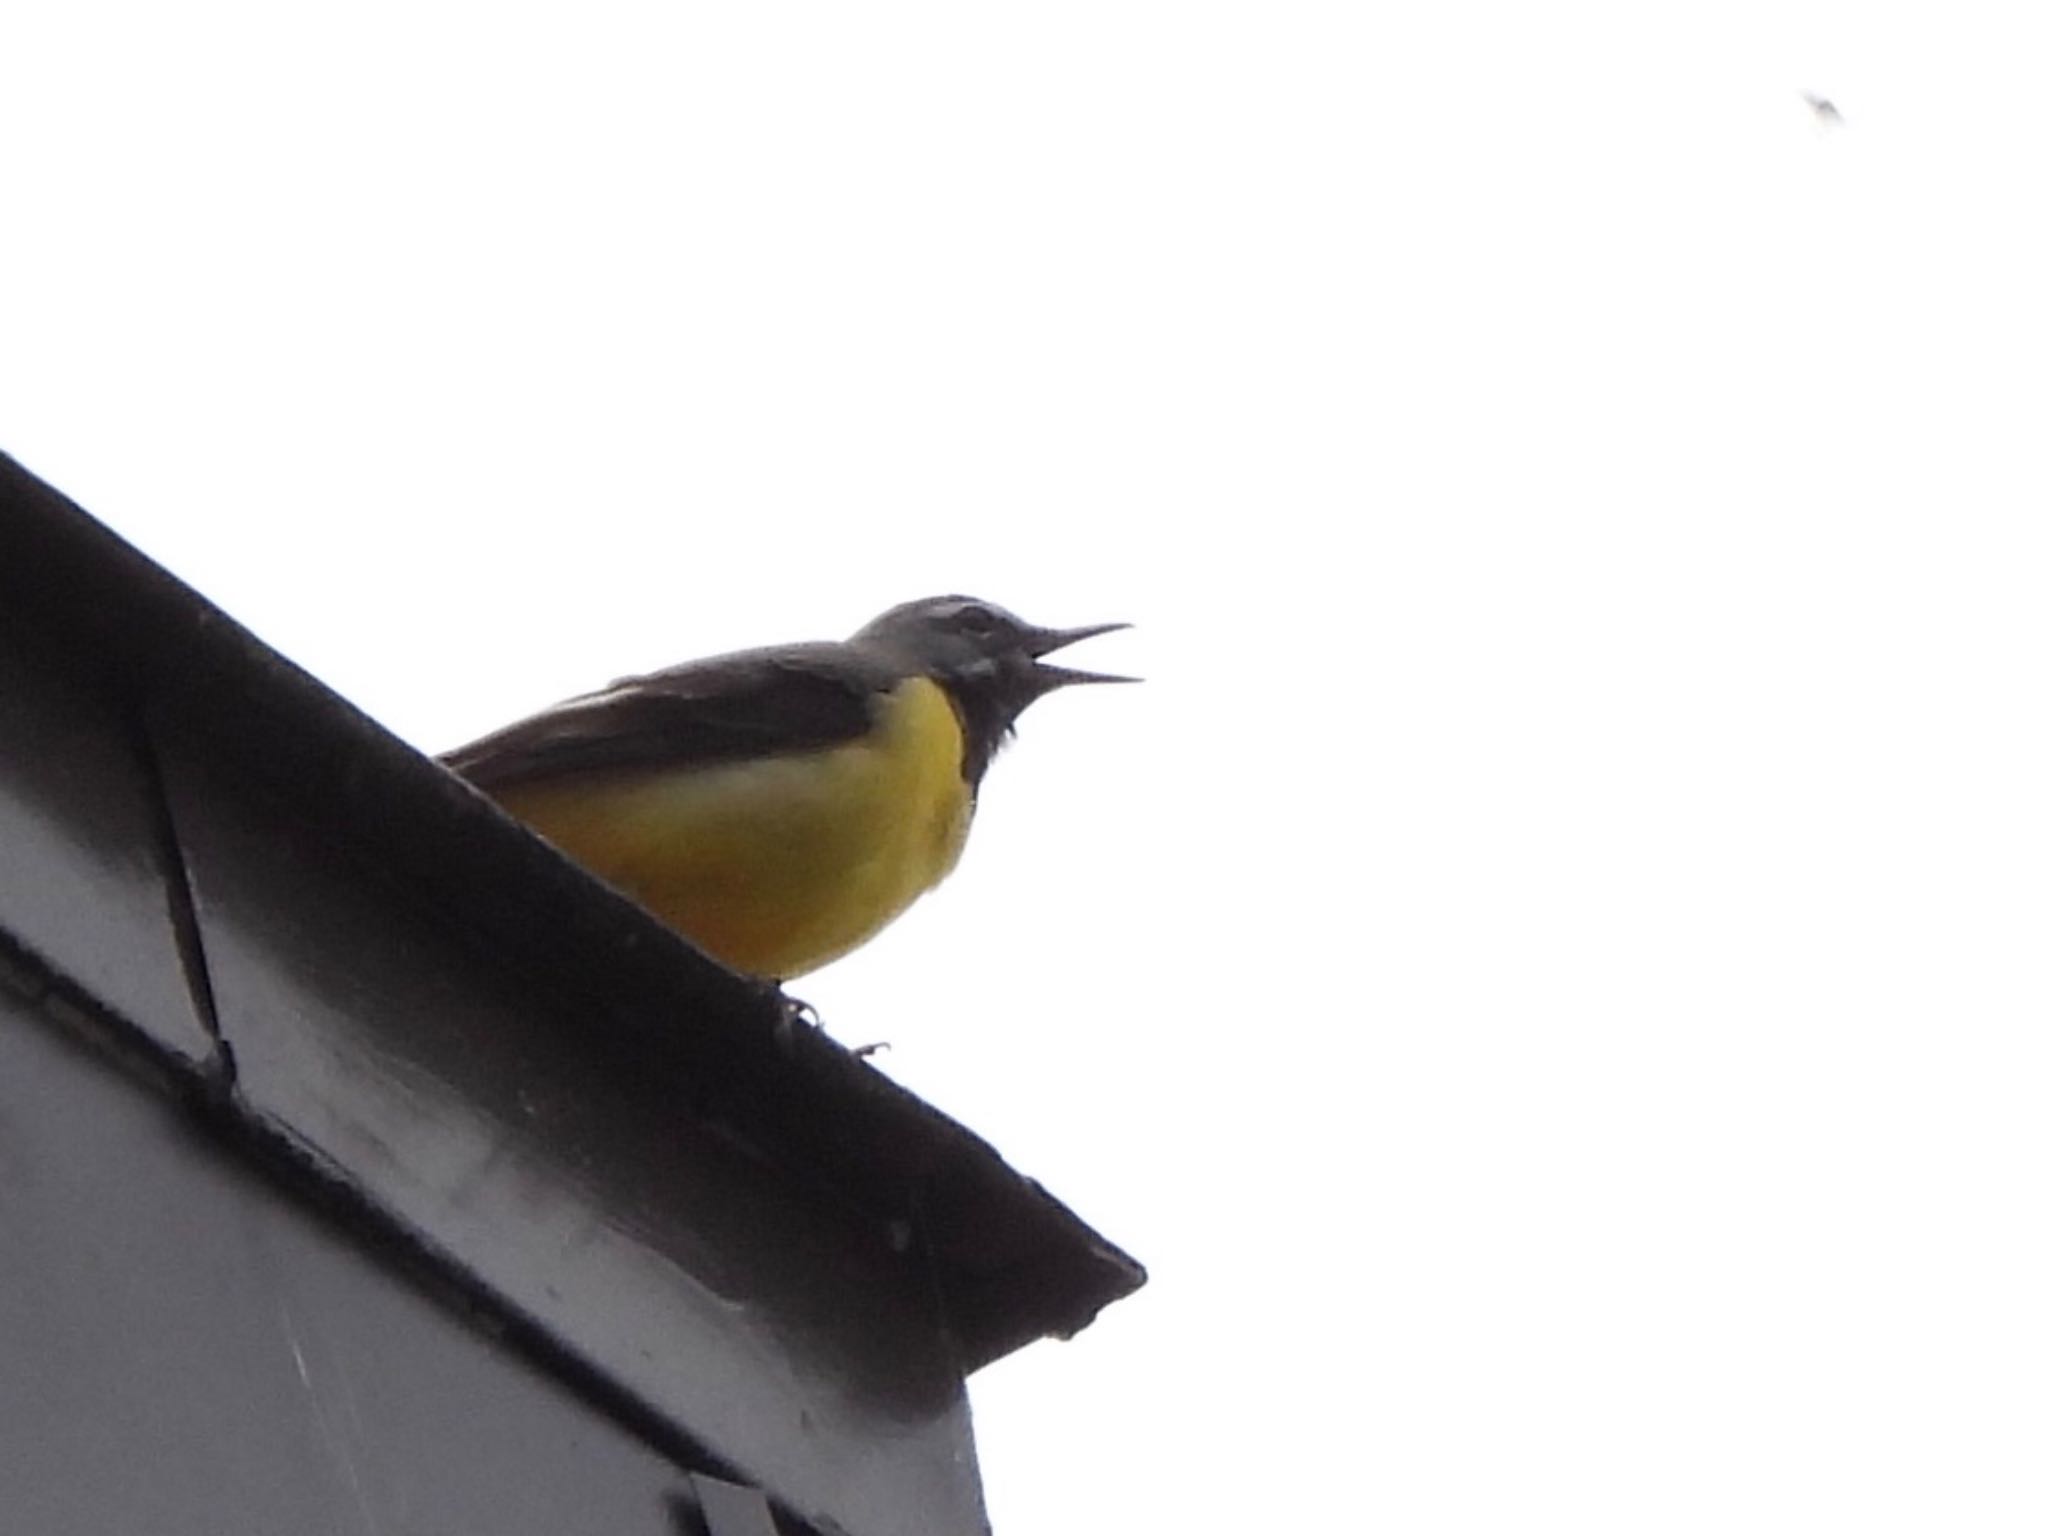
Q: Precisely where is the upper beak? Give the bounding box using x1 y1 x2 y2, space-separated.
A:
1024 620 1139 688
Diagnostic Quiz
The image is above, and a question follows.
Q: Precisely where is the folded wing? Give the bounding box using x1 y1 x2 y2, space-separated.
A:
442 642 901 790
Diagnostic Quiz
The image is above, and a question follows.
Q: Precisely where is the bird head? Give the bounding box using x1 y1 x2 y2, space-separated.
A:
853 595 1133 784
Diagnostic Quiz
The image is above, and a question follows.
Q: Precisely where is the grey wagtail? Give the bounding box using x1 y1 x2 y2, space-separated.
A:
443 596 1131 980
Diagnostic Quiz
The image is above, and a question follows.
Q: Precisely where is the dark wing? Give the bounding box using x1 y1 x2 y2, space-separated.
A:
441 640 902 791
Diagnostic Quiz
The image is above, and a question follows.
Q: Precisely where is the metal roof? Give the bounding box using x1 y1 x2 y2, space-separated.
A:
0 449 1143 1535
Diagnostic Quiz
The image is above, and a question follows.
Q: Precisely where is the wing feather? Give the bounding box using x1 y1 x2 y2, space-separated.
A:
441 641 901 790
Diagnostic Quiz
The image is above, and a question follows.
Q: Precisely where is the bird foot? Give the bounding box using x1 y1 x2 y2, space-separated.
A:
769 993 888 1061
772 993 822 1056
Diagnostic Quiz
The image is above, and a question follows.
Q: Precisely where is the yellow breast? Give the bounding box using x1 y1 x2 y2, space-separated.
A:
489 676 974 979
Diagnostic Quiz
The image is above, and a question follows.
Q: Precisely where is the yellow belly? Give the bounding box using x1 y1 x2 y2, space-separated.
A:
489 676 974 978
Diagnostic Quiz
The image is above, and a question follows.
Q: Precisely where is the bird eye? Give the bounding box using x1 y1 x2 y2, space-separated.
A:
951 602 1000 637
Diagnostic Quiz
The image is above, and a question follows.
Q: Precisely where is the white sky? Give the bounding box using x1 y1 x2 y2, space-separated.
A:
7 2 2048 1531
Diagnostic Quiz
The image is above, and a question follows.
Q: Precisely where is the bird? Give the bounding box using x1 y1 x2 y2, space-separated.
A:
1802 90 1843 126
442 596 1132 981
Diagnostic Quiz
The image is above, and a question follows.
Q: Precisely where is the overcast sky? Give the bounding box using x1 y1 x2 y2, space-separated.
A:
7 2 2048 1531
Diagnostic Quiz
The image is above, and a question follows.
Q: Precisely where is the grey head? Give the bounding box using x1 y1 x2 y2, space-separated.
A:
852 595 1133 785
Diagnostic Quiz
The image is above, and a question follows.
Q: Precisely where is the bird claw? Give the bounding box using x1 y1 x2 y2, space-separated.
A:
769 994 886 1061
772 992 822 1055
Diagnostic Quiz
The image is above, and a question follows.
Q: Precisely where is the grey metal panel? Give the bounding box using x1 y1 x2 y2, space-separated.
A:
0 632 212 1063
0 985 700 1536
693 1474 787 1536
161 741 991 1536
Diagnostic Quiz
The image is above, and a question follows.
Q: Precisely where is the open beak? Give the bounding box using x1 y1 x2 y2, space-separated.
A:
1024 620 1138 689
